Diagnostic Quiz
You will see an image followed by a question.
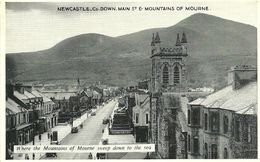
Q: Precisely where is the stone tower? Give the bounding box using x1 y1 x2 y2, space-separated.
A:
150 32 188 94
149 32 189 158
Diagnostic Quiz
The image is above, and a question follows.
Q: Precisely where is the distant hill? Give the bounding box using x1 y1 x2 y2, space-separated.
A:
6 13 257 89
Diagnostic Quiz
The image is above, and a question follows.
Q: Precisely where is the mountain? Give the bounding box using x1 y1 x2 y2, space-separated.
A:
6 13 257 89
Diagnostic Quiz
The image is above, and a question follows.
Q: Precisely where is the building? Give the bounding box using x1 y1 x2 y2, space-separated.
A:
187 65 257 159
132 91 150 142
35 91 59 133
6 83 60 156
6 98 33 159
149 32 189 159
148 32 210 159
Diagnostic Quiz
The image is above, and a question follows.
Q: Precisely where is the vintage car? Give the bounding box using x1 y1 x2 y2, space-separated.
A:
71 127 79 133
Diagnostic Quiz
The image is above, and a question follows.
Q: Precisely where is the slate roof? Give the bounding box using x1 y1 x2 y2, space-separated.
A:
43 92 76 100
14 91 28 100
6 98 27 114
189 82 257 115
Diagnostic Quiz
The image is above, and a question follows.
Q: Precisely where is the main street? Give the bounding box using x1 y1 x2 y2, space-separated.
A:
44 99 117 159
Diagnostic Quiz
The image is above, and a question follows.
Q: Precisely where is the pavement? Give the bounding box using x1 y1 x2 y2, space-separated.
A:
12 104 101 160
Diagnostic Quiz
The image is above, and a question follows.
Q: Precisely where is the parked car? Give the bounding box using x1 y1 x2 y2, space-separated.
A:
71 127 79 133
102 118 109 124
91 112 96 116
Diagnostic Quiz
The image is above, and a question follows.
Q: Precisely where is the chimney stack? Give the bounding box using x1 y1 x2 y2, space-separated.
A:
228 65 257 90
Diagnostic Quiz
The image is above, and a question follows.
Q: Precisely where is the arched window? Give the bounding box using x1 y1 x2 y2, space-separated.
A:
173 66 180 84
224 148 228 159
162 66 169 84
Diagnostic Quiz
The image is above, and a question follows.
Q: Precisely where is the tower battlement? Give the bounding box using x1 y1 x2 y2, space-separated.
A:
151 32 188 57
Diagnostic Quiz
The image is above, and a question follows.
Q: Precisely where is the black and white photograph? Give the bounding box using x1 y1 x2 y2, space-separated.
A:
3 0 258 160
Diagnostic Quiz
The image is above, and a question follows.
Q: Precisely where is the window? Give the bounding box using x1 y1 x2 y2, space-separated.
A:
188 110 191 124
248 125 253 143
224 148 228 159
223 115 229 134
162 66 169 84
235 120 240 141
146 114 149 124
23 114 26 124
136 113 139 124
210 112 219 133
193 137 199 154
204 113 208 130
18 114 20 124
192 108 200 126
211 144 218 159
188 135 191 152
173 66 180 84
204 143 208 159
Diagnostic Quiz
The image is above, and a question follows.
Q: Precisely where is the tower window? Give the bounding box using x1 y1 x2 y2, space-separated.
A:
173 66 180 84
162 66 169 84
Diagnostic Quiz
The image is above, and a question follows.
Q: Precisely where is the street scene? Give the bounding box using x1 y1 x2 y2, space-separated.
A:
5 1 257 160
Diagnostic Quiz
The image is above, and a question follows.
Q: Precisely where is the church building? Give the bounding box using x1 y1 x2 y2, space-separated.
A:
149 32 209 159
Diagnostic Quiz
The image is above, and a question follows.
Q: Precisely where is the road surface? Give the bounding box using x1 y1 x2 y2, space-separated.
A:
44 99 117 159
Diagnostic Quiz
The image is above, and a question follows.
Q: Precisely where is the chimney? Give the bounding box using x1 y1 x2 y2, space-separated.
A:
14 83 25 94
228 65 257 90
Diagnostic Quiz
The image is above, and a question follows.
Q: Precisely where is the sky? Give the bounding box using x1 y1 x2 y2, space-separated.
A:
6 1 257 53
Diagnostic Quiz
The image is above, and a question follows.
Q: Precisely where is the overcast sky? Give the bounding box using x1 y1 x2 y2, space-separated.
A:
6 1 257 53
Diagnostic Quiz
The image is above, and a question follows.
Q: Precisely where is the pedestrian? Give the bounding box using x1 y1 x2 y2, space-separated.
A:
88 153 92 159
32 153 35 160
47 132 50 139
39 134 41 141
25 153 29 160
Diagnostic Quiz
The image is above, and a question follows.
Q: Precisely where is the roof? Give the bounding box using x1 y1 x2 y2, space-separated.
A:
189 98 205 105
189 82 257 115
6 98 26 114
31 90 42 98
38 93 53 103
162 93 180 109
13 91 28 100
42 92 76 100
24 91 36 99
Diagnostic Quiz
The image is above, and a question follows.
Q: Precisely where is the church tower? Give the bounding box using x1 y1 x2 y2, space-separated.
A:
150 32 188 93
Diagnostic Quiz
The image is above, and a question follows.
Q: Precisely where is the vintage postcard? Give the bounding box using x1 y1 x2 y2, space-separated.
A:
2 0 258 160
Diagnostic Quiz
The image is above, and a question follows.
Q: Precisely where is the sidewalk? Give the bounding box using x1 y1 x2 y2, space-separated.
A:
13 110 93 160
